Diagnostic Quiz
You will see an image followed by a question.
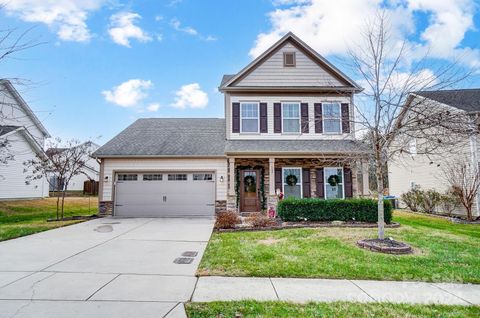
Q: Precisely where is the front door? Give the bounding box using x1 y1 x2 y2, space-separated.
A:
240 170 260 212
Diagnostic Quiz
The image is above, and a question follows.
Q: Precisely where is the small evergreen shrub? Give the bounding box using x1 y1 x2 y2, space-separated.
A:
401 187 423 212
277 198 392 223
419 189 442 213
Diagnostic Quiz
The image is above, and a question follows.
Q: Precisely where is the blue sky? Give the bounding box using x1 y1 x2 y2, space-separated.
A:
1 0 480 144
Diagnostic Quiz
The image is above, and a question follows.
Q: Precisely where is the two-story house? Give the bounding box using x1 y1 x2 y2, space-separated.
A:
93 33 370 217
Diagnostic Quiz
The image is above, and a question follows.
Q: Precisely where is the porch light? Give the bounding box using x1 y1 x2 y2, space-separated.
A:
220 176 224 183
104 176 109 182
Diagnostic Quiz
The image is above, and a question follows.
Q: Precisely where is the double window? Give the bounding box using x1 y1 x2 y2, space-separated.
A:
282 102 300 133
282 167 302 199
240 102 259 133
323 103 341 134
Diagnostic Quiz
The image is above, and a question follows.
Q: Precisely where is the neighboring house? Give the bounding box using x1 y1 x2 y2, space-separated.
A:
93 32 370 217
46 142 100 192
388 88 480 217
0 79 51 199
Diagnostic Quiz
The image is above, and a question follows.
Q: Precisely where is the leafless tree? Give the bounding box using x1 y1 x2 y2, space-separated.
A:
24 138 95 220
347 11 474 239
441 157 480 221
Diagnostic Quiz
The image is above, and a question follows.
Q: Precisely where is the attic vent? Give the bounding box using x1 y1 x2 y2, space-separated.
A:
283 52 296 67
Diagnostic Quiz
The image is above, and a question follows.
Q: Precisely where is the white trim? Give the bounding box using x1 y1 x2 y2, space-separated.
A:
281 102 301 134
240 102 260 134
282 166 303 198
324 167 345 199
322 102 342 134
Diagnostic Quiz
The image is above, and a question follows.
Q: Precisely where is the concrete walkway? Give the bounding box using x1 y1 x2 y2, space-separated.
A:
0 217 215 318
192 276 480 306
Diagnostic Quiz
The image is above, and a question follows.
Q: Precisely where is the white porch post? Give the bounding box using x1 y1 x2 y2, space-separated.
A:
269 157 275 195
362 160 370 196
228 157 235 196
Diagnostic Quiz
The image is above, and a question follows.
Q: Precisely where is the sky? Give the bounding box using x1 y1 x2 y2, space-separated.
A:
1 0 480 144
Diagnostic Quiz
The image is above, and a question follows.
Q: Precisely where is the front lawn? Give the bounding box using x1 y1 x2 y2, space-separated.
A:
186 301 480 318
198 210 480 283
0 197 98 241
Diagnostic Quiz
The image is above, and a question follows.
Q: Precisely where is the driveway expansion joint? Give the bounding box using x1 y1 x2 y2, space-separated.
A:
349 279 377 301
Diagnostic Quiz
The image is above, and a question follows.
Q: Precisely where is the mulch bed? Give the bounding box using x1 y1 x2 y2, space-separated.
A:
47 214 99 222
357 238 413 254
216 220 400 232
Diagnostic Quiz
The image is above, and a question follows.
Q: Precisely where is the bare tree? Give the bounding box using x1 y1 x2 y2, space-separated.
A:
24 138 95 220
348 11 473 239
442 157 480 221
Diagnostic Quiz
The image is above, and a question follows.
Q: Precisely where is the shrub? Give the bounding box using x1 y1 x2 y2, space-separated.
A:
439 192 460 216
215 211 240 229
248 214 277 228
419 189 442 214
401 187 423 212
277 198 392 224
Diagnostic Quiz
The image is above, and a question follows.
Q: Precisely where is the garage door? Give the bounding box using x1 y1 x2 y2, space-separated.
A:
114 172 215 217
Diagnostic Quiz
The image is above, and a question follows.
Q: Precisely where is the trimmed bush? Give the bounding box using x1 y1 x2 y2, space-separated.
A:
277 198 392 224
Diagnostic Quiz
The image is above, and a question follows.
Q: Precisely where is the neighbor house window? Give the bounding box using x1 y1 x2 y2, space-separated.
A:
143 174 162 181
283 52 296 67
282 102 300 133
324 168 344 199
117 174 138 181
193 173 213 181
240 102 259 133
409 139 417 156
282 167 302 198
323 103 341 133
168 174 187 181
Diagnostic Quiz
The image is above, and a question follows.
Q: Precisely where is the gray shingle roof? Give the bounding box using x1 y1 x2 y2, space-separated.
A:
225 139 370 154
93 118 226 157
415 89 480 112
0 125 20 136
220 74 235 87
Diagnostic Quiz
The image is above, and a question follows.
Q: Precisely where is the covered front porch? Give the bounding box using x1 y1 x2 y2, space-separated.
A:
226 156 370 213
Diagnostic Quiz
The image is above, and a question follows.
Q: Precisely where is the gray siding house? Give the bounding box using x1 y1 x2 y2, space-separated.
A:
94 33 370 217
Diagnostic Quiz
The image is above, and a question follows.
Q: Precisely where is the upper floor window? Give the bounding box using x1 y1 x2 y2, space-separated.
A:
283 52 296 67
240 102 259 133
323 103 341 133
282 102 300 133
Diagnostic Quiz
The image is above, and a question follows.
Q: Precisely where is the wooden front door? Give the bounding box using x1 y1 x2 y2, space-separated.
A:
240 170 260 212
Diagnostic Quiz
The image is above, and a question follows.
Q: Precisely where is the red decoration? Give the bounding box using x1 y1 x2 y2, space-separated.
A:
268 207 276 218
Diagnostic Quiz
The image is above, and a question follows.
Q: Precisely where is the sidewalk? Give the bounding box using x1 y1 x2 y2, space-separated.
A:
191 276 480 305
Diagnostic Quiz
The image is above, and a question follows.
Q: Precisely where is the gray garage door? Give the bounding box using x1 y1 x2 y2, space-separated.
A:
114 172 215 217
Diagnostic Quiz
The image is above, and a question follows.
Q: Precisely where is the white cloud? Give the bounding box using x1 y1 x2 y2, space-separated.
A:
172 83 208 109
147 103 160 112
4 0 105 42
102 79 153 108
170 18 217 41
108 12 152 47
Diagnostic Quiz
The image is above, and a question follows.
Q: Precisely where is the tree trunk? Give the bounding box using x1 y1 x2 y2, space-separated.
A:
376 165 385 240
55 190 60 221
61 187 67 220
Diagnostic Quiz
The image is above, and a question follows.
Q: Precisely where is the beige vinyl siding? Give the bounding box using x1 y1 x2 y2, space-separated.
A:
100 158 227 201
235 42 343 87
227 94 354 140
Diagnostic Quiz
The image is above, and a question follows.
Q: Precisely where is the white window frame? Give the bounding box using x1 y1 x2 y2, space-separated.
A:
282 102 301 134
117 174 138 181
282 167 303 198
240 102 260 133
168 173 188 181
322 102 342 134
324 167 345 199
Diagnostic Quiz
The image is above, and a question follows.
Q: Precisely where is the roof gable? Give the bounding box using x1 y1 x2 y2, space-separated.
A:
414 89 480 112
220 32 362 91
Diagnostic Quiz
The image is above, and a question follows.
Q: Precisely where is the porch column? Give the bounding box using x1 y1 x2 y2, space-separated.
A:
269 157 275 195
228 157 235 196
362 160 370 196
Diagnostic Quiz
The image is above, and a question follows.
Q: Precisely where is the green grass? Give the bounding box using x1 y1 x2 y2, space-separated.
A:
198 210 480 283
0 197 98 241
186 301 480 318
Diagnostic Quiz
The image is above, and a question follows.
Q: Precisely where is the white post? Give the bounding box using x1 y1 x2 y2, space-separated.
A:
269 157 275 195
228 157 235 196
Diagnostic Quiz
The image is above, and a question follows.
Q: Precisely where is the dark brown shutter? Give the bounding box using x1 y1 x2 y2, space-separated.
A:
341 103 350 133
274 103 282 133
275 168 282 192
314 103 323 133
301 103 309 134
260 102 268 133
232 102 240 133
316 168 324 198
302 168 311 198
344 167 353 198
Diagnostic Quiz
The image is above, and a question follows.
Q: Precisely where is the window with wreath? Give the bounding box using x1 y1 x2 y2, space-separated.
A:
283 167 302 198
324 167 344 199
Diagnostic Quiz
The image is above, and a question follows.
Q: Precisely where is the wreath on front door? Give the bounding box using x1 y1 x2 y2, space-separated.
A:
286 174 298 186
244 175 255 188
328 175 341 186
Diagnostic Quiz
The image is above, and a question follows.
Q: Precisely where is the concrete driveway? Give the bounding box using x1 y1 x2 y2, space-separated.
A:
0 217 214 318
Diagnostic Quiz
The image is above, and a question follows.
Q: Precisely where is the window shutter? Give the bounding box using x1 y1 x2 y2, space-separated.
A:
232 102 240 133
316 168 324 198
302 168 311 198
275 168 282 192
274 103 282 133
344 167 353 198
260 102 268 133
314 103 323 133
301 103 309 134
341 103 350 133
